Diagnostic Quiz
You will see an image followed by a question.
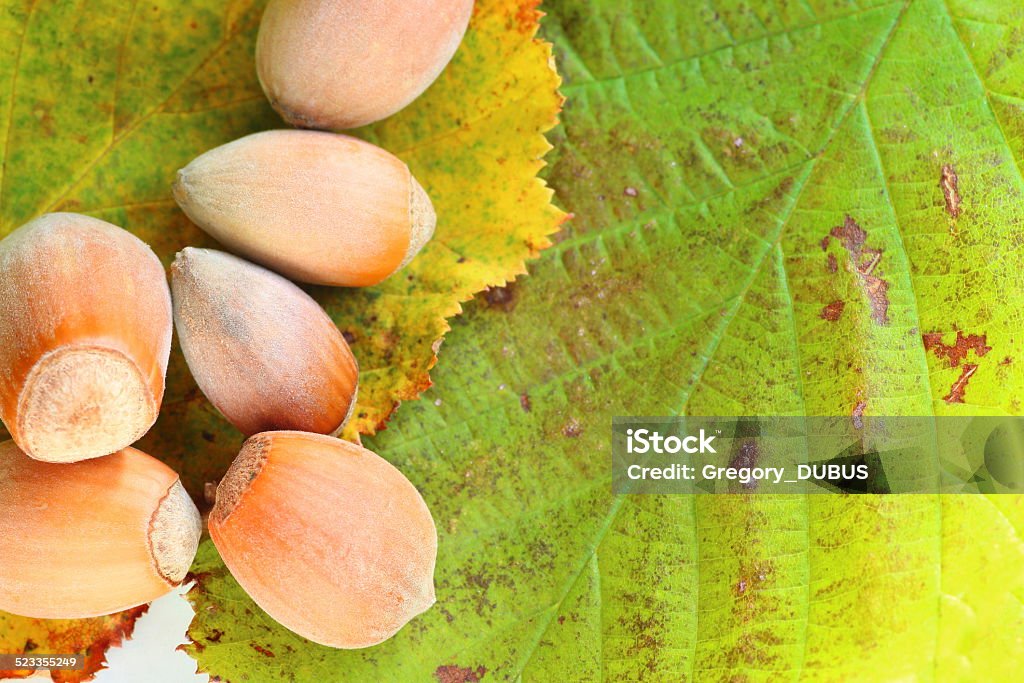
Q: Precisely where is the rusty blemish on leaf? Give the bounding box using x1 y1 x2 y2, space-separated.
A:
745 175 794 217
944 364 978 404
186 570 217 586
820 300 845 322
562 418 582 437
729 441 759 491
703 127 760 167
940 164 961 219
822 216 890 325
852 400 867 430
615 610 667 667
250 643 275 657
922 330 991 367
482 283 518 311
519 393 532 411
732 560 773 604
730 441 758 469
435 664 487 683
826 252 838 273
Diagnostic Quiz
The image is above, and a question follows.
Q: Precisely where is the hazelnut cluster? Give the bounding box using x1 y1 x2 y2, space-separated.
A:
0 0 473 650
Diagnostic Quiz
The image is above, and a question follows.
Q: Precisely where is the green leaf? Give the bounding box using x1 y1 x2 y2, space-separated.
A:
188 0 1024 679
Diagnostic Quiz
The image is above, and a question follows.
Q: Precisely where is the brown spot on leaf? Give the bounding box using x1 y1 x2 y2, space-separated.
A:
746 176 794 217
568 266 643 309
824 216 890 325
923 330 991 367
562 418 582 438
1001 356 1013 366
251 643 275 657
483 283 517 311
618 612 666 662
732 560 772 603
944 364 978 404
186 570 216 585
941 164 961 219
703 127 759 167
435 664 487 683
729 441 759 491
730 441 758 469
820 300 845 321
826 253 838 273
519 393 532 412
852 400 867 429
879 126 917 143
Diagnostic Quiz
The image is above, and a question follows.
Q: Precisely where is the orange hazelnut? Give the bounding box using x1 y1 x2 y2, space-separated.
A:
0 440 201 619
209 431 437 648
0 213 172 463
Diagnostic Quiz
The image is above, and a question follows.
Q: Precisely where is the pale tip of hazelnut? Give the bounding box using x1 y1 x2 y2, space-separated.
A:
171 246 197 274
149 480 202 585
402 176 436 269
172 169 189 205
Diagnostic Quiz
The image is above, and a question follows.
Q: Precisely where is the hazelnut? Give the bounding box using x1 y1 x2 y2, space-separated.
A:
0 213 172 462
256 0 474 129
0 440 201 618
209 431 437 648
173 130 435 286
171 247 359 436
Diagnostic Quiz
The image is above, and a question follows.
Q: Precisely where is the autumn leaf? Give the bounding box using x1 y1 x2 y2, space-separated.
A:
0 607 145 682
